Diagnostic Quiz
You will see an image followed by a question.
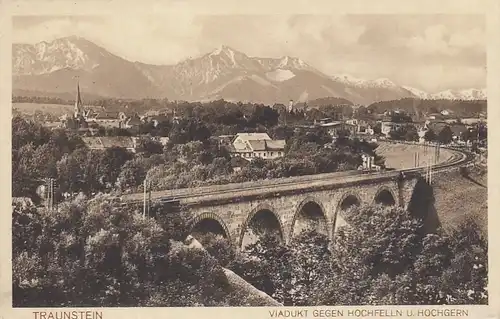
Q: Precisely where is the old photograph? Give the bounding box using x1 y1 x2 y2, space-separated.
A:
11 14 487 307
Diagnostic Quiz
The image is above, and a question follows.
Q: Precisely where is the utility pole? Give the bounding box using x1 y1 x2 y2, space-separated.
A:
425 147 433 185
45 178 55 211
45 178 50 210
438 143 440 161
143 177 152 217
143 178 147 217
426 159 429 183
429 162 432 185
50 178 54 211
148 183 152 216
434 143 437 165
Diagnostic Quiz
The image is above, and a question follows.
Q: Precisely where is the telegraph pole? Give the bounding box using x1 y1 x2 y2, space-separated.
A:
437 142 441 162
429 162 432 185
425 146 433 185
434 143 437 165
143 177 152 217
45 178 56 211
426 159 430 183
148 183 152 216
45 178 50 210
50 178 54 211
143 178 147 217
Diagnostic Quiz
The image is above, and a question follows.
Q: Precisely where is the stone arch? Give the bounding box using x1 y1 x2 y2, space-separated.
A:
372 187 397 206
332 192 362 235
239 203 284 249
336 192 362 213
190 212 232 244
289 197 328 240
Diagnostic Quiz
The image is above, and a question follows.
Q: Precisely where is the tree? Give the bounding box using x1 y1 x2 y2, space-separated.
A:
195 233 236 267
318 205 424 305
12 143 40 198
424 129 437 142
268 125 295 141
229 233 286 300
390 113 413 123
286 230 332 306
12 116 51 150
98 147 133 188
286 128 332 153
404 125 419 142
389 124 418 142
137 137 164 156
116 158 147 191
438 126 453 144
440 217 487 304
56 151 86 195
248 105 279 128
32 143 59 178
12 196 233 307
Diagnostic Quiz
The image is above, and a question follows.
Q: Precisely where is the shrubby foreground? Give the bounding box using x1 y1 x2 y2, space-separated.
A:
13 197 487 306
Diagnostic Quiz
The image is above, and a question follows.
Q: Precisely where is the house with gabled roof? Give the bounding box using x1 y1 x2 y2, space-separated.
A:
123 113 142 129
81 136 139 153
230 133 286 160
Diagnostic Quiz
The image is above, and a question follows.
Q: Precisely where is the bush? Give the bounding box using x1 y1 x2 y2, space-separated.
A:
229 204 488 306
12 197 232 307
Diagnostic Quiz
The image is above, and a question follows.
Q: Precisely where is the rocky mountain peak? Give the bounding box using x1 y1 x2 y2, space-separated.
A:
12 36 487 104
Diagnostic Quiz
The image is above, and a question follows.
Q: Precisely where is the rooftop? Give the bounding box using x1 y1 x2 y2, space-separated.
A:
82 136 136 149
319 121 343 127
235 132 272 141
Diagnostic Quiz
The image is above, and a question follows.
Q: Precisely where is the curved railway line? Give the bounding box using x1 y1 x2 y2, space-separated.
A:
121 144 476 205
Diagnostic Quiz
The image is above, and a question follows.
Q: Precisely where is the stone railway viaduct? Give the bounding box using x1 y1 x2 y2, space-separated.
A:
122 146 472 249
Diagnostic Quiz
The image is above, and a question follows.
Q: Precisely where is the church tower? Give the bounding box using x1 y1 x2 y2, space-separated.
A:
74 81 83 118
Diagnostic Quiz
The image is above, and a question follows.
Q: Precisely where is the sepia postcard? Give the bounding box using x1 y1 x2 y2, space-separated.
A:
0 0 499 318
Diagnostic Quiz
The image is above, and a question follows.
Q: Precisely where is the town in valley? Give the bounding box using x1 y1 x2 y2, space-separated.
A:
11 14 488 308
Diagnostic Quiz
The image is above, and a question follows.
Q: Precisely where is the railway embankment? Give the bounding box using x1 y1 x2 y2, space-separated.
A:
432 166 487 235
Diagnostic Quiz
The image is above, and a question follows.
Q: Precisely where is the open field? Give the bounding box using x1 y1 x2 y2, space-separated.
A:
376 142 455 169
13 102 74 117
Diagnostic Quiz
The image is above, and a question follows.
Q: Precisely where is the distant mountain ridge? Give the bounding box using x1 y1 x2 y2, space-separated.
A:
12 36 487 105
402 86 487 101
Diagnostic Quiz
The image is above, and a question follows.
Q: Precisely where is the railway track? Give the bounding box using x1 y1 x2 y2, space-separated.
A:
121 145 474 205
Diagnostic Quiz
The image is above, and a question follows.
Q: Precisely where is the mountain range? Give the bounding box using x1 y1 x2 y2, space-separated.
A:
12 36 487 105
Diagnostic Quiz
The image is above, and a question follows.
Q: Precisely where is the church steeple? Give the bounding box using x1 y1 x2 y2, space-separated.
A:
74 81 83 118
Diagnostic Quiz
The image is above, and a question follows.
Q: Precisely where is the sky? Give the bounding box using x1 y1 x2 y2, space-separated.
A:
13 14 486 92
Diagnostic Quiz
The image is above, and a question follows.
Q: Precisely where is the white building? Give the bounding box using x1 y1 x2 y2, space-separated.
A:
230 133 286 160
380 121 406 137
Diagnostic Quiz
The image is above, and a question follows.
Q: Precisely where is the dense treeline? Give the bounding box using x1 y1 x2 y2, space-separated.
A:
12 197 237 306
14 95 487 120
12 105 380 201
388 122 487 145
222 204 487 306
13 95 171 110
306 97 354 107
13 95 353 110
368 98 487 118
